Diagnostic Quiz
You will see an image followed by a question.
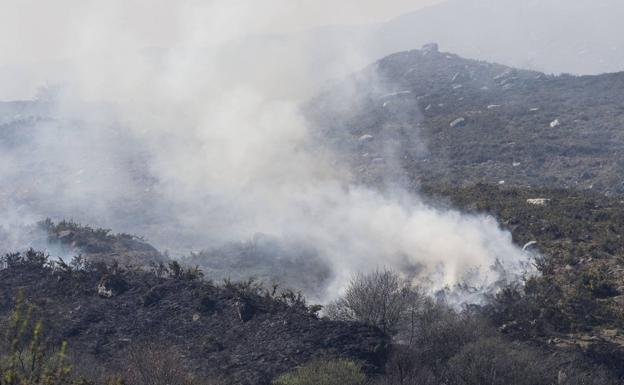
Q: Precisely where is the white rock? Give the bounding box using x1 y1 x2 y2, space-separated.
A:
450 117 466 128
527 198 550 206
97 284 113 298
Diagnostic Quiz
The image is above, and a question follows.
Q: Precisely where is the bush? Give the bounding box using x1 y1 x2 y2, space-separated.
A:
123 344 209 385
0 291 72 385
446 337 549 385
325 269 418 335
273 359 366 385
0 249 50 271
168 261 204 281
580 266 618 299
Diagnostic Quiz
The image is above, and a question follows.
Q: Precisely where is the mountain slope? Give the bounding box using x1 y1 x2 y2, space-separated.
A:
308 46 624 195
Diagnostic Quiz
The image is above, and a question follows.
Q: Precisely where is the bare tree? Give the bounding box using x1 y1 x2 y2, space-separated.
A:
325 269 419 335
123 344 221 385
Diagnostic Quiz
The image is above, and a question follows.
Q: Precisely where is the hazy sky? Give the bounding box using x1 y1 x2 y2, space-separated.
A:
2 0 443 63
0 0 444 99
265 0 445 31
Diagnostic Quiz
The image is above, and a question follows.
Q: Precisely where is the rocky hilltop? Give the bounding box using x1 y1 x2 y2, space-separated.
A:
308 45 624 195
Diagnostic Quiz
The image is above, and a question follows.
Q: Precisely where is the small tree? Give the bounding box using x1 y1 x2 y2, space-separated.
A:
325 269 417 335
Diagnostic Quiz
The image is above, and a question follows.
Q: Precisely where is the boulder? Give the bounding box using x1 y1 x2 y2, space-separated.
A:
97 274 128 298
422 43 439 53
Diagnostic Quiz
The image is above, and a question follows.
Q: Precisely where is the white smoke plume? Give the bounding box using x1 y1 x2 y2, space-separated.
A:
0 0 530 302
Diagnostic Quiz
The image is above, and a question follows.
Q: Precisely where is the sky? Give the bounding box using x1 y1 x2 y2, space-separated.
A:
0 0 443 100
1 0 442 63
262 0 444 31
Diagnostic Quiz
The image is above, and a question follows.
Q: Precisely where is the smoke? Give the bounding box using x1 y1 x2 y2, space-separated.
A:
0 0 531 302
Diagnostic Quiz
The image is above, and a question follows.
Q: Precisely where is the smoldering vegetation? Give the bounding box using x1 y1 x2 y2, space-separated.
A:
0 59 532 305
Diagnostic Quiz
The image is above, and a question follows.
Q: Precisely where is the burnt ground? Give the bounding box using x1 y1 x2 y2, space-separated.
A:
307 45 624 196
0 254 388 385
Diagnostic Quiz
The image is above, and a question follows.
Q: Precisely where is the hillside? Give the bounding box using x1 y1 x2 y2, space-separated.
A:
4 46 624 384
308 45 624 195
0 251 388 384
5 184 624 383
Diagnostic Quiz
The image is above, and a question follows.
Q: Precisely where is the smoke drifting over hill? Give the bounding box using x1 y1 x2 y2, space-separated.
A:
0 0 530 301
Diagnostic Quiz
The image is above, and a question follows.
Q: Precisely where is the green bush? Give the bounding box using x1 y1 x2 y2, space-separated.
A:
273 359 366 385
0 291 72 385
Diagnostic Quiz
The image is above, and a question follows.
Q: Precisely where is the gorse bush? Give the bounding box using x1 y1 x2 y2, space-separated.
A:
0 291 72 385
273 359 366 385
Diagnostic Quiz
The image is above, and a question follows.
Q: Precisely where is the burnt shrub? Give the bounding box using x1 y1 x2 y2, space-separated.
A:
1 249 49 270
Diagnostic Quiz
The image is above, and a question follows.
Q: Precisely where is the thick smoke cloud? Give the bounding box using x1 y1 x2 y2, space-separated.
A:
0 0 530 302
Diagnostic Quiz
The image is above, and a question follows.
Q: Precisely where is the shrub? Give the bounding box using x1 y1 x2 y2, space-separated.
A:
580 266 618 299
168 261 204 281
446 337 549 385
273 359 366 385
123 344 207 385
0 249 50 271
325 269 417 335
0 291 72 385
